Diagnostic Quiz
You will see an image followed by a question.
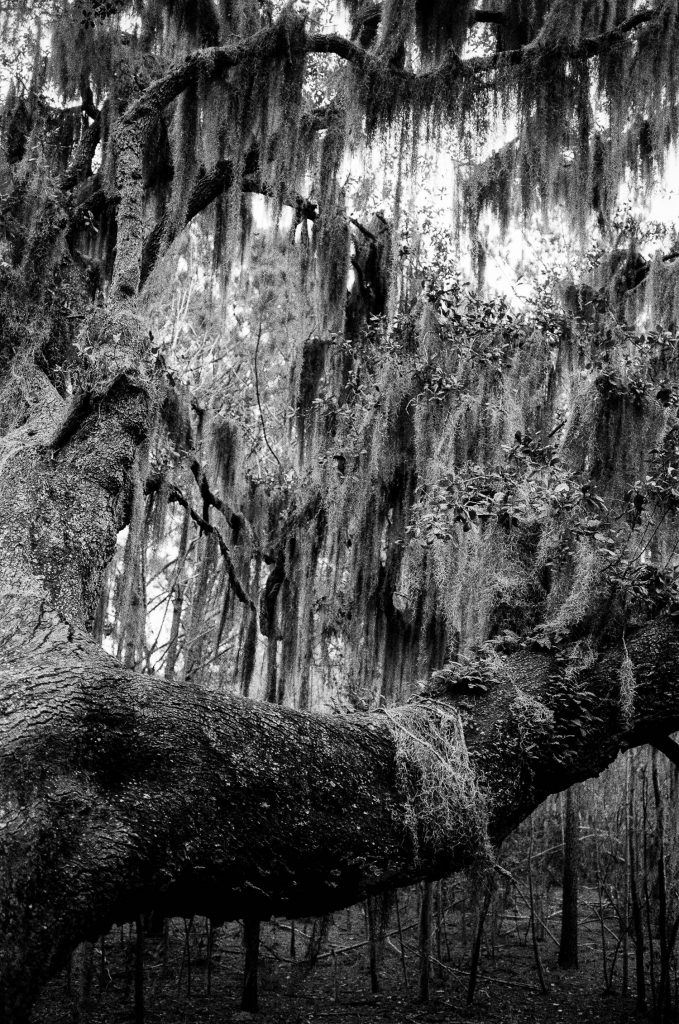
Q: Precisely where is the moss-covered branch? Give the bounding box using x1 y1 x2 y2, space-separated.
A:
116 6 659 131
166 482 255 610
307 6 658 88
102 2 657 145
72 0 663 294
120 16 308 128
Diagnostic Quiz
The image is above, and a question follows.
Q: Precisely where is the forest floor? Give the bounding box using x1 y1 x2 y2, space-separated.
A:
33 885 644 1024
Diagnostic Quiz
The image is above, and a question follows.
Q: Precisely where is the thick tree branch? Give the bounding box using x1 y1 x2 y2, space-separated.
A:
139 158 235 286
307 7 658 85
120 16 307 129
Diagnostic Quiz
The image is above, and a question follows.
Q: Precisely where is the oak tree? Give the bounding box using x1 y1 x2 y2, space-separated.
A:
2 0 679 1018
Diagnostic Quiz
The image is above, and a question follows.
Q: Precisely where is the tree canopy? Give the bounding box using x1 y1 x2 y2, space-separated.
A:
3 0 679 295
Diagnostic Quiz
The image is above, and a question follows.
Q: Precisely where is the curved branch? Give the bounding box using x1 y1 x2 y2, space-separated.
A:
120 17 306 128
139 158 233 286
61 2 661 150
306 6 658 85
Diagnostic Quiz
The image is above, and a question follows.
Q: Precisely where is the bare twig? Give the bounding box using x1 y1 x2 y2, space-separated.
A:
254 317 283 474
167 484 255 610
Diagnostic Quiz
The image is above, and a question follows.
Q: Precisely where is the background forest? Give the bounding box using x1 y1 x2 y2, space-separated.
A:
4 0 679 1021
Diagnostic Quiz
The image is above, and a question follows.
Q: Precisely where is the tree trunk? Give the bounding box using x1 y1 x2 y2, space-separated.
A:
241 918 260 1012
366 897 380 994
467 881 493 1005
629 755 647 1012
134 915 144 1024
419 882 432 1003
558 786 579 969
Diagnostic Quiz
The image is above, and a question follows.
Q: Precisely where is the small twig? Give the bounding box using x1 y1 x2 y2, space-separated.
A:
547 418 568 439
189 459 252 543
493 864 559 946
254 317 283 473
398 939 536 992
168 484 255 610
262 923 418 964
